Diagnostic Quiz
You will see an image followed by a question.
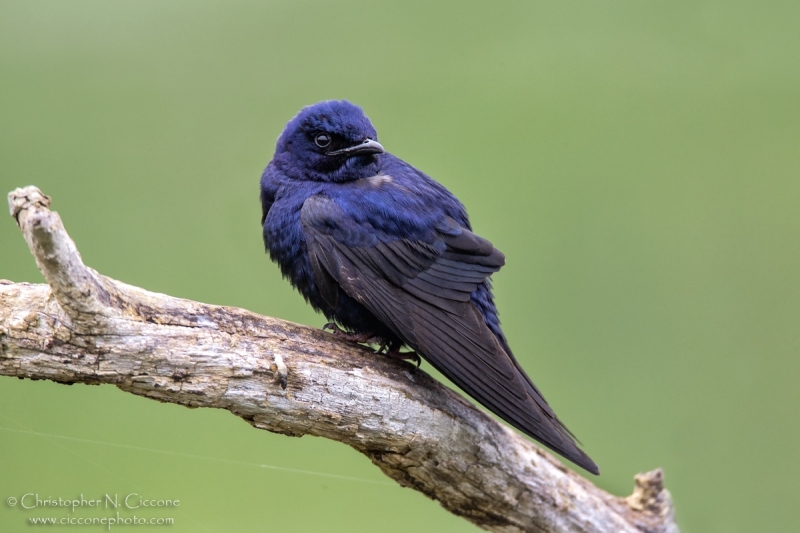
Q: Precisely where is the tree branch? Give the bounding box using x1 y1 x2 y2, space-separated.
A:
1 186 678 533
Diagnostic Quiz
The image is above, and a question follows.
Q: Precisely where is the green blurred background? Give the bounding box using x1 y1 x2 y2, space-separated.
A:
1 1 798 531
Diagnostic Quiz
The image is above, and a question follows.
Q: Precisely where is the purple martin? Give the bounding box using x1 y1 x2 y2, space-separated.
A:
260 100 598 475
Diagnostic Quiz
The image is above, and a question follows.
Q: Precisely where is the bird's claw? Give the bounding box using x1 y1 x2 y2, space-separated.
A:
323 322 342 333
322 323 380 344
323 323 419 368
385 349 421 369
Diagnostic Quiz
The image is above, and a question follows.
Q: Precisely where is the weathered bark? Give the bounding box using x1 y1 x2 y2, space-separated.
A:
1 186 678 533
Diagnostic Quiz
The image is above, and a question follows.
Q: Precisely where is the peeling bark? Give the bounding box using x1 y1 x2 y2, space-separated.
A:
1 186 679 533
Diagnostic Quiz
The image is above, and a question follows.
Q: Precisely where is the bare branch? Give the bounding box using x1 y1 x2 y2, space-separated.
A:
1 186 678 533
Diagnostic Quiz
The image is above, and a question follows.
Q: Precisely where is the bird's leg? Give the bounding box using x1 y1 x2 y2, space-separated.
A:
382 339 421 368
322 322 381 344
324 324 420 367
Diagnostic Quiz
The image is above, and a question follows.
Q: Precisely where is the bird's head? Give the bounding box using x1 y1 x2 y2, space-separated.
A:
273 100 383 182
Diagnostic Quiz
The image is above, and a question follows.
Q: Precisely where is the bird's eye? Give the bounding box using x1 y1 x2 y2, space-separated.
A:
314 133 331 148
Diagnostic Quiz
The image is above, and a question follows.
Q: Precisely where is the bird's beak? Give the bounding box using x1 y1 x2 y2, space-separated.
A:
328 139 384 156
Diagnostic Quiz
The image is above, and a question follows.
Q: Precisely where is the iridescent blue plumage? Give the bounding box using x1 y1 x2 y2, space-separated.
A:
260 100 598 474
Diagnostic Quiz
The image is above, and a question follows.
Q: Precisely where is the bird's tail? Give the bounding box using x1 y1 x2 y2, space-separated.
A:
497 336 599 475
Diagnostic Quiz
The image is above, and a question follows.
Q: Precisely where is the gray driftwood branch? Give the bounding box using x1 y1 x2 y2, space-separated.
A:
1 186 678 533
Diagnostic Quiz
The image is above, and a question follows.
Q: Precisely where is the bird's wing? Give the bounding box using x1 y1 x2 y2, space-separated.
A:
301 195 598 474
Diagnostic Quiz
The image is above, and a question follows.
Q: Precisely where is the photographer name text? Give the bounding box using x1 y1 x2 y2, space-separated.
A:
7 493 179 512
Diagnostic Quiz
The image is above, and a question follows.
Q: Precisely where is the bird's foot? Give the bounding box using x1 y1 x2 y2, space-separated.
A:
384 347 421 369
322 323 381 344
323 323 419 368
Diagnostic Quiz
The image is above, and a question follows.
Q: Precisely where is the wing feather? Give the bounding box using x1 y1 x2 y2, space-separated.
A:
300 195 598 474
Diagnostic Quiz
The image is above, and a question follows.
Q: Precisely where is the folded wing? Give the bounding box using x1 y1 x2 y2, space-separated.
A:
301 195 598 474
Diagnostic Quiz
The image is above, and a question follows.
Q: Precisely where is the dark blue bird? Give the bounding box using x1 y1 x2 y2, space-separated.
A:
260 100 598 475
